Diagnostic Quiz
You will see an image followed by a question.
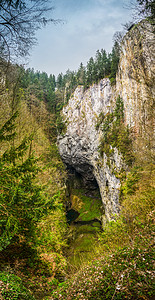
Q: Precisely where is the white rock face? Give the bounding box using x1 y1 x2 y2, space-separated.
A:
58 79 123 223
58 21 154 223
116 21 154 136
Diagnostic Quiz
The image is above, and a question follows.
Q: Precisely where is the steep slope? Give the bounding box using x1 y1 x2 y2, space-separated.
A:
58 20 154 223
116 20 154 136
0 78 68 298
58 79 122 224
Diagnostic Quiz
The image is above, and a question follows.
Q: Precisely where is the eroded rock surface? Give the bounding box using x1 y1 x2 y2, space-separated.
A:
58 79 122 223
58 21 154 223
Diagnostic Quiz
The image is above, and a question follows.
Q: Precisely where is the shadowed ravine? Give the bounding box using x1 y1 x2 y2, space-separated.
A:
65 168 103 268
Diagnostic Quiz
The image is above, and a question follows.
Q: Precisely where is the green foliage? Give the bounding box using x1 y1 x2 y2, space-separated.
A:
95 112 105 130
0 271 35 300
109 77 116 85
109 41 120 81
0 113 53 250
56 45 120 99
0 101 68 298
0 111 18 142
73 189 102 222
51 167 155 300
17 40 121 120
98 96 134 166
56 114 66 135
66 188 102 270
51 244 155 299
120 166 141 196
36 191 68 253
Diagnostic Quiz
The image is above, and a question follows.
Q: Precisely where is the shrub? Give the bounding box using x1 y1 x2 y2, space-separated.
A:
0 271 35 300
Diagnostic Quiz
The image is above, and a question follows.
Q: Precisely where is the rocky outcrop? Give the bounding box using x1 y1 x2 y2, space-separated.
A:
58 21 154 223
116 21 154 137
58 79 123 223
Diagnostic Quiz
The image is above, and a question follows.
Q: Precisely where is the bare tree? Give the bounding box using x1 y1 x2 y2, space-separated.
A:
126 0 155 23
136 0 155 20
0 0 60 62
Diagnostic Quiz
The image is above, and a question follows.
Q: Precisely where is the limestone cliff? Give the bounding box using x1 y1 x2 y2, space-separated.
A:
116 21 154 136
58 21 154 223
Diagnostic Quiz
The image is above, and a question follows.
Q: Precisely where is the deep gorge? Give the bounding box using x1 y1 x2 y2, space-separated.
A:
0 13 154 300
58 20 154 225
65 167 103 267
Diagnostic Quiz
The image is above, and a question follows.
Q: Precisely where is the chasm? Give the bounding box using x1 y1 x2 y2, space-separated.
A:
65 166 104 269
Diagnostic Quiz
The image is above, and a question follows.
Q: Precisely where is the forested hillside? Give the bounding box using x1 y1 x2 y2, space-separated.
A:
0 61 70 298
18 41 120 113
0 0 154 299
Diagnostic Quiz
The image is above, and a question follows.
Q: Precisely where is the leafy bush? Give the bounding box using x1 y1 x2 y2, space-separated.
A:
0 271 35 300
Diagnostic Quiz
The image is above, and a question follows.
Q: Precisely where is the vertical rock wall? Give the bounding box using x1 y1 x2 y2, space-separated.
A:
116 21 154 137
58 21 154 223
58 79 123 223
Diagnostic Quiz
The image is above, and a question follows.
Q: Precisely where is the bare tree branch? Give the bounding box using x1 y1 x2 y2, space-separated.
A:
0 0 61 62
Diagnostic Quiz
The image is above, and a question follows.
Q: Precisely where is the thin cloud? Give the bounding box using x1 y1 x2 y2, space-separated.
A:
28 0 134 76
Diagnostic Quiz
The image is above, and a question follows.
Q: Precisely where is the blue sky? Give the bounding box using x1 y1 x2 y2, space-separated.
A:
27 0 135 77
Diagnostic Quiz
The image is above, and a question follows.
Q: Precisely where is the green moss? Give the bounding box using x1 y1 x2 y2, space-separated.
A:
75 224 101 235
71 188 102 221
109 77 116 85
51 166 155 300
98 96 134 166
66 188 103 269
120 166 142 197
66 231 98 269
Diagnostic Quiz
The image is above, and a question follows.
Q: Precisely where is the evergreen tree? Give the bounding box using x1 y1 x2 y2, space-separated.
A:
57 73 63 90
77 62 86 85
101 49 108 77
110 42 120 83
86 57 95 86
0 113 51 250
95 50 102 80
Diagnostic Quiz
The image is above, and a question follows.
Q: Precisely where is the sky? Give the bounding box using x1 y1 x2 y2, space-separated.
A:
27 0 135 77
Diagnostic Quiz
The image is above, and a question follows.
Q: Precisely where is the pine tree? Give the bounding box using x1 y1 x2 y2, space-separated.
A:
110 42 120 83
0 112 50 250
77 63 86 85
86 57 95 86
57 73 63 90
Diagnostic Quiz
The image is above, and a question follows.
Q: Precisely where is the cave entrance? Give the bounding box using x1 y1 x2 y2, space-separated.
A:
65 164 104 224
66 164 100 193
